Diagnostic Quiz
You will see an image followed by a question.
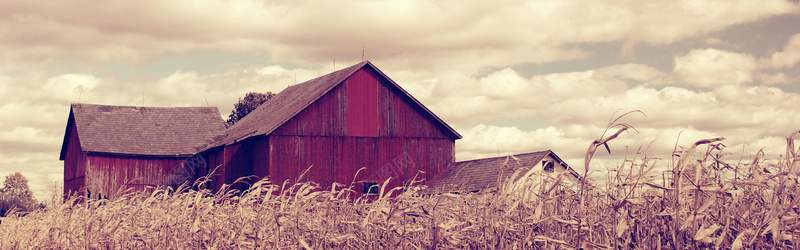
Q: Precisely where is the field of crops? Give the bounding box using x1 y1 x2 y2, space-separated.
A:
2 119 800 249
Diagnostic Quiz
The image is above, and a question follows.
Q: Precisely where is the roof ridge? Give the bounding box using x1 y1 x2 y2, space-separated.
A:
71 103 218 109
454 150 551 164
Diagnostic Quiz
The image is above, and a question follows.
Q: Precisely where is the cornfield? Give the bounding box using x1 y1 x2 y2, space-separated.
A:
2 115 800 249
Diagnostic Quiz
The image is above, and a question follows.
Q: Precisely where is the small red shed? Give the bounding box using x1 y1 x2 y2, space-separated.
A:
201 61 462 193
59 104 226 199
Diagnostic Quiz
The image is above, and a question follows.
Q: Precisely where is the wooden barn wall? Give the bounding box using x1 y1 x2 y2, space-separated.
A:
267 135 454 191
347 68 379 137
202 148 226 191
222 140 255 190
84 155 184 199
251 137 271 183
273 78 347 136
63 119 87 198
201 138 266 191
273 67 452 139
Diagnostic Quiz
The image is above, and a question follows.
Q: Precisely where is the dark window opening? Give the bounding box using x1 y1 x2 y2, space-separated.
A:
543 161 555 172
363 182 379 195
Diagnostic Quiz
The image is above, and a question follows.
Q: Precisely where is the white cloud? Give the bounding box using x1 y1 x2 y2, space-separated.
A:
596 64 666 82
0 75 8 96
455 124 589 161
0 102 66 132
706 37 733 47
0 0 795 72
674 49 757 88
770 33 800 68
43 73 99 103
0 126 61 154
757 72 793 85
427 67 631 124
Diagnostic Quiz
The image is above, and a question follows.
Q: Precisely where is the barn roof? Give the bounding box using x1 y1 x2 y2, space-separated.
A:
425 150 579 194
206 60 461 148
59 103 226 159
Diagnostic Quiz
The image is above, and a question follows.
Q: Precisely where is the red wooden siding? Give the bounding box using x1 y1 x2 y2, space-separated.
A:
273 67 451 138
202 148 226 191
63 118 87 198
347 68 379 137
222 141 255 190
251 138 270 180
267 135 454 190
202 138 268 191
85 155 184 199
205 65 457 193
273 81 348 136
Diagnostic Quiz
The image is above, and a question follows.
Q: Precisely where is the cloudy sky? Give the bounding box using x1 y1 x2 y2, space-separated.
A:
1 0 799 201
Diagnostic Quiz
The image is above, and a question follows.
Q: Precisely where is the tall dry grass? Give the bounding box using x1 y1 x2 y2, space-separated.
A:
2 124 800 248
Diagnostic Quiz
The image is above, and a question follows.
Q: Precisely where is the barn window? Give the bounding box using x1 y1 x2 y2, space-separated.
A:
543 161 555 172
363 182 379 195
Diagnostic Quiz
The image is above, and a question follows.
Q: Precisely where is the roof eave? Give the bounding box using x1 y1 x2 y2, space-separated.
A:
85 151 194 158
58 108 76 161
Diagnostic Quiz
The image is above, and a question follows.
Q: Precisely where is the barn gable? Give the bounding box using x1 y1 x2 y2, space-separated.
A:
200 61 460 192
426 150 580 194
207 61 460 149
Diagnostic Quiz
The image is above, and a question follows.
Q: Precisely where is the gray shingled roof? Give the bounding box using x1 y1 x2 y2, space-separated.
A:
205 60 461 149
426 150 577 194
60 103 226 158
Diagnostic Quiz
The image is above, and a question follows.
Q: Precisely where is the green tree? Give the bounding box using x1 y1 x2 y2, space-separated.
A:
0 172 38 216
227 92 275 126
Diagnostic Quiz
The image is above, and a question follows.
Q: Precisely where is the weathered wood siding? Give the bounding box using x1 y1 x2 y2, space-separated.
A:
266 136 454 189
267 67 455 191
207 67 457 193
84 155 185 199
347 68 379 137
273 67 452 138
63 118 87 198
202 138 267 191
202 147 226 191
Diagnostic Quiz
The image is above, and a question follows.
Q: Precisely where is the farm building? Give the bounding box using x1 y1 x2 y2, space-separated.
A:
426 150 580 194
60 61 577 199
199 61 462 193
60 104 226 199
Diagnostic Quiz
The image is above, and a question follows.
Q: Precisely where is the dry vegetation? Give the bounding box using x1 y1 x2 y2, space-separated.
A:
2 114 800 249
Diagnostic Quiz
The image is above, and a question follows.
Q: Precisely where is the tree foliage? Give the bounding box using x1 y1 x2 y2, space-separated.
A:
0 172 38 217
226 92 275 126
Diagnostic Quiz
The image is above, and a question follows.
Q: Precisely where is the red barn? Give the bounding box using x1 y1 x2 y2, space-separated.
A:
201 61 461 193
59 104 226 199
